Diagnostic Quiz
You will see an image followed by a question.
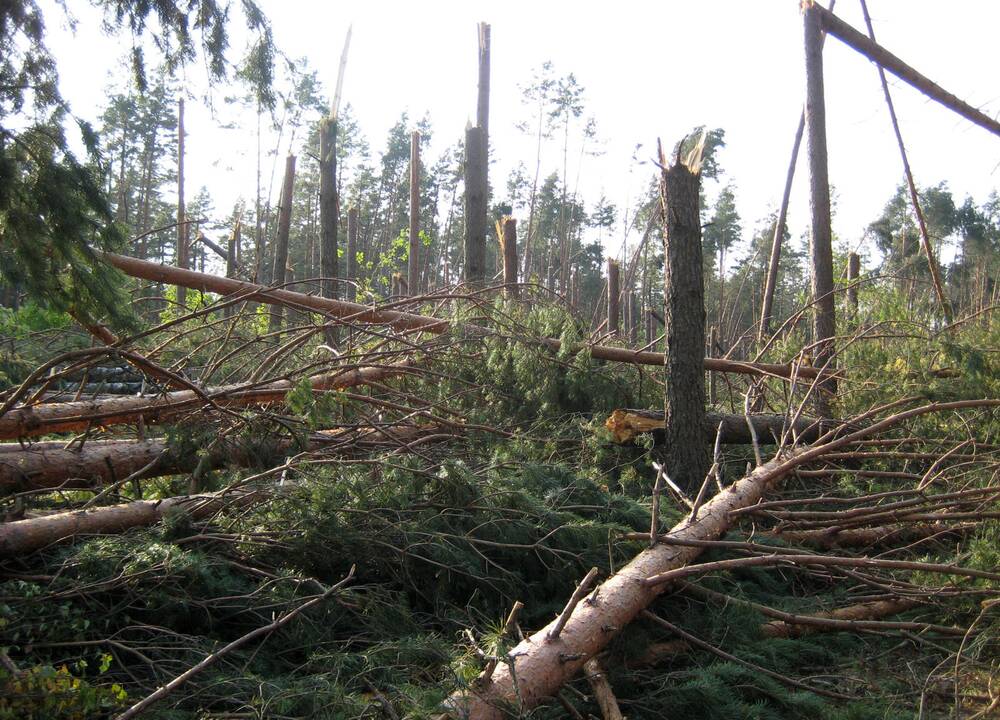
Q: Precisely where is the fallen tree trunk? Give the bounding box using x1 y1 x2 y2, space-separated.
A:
605 408 849 445
444 398 1000 719
763 521 978 550
0 425 449 557
445 447 811 719
0 362 412 440
0 424 443 493
101 252 817 380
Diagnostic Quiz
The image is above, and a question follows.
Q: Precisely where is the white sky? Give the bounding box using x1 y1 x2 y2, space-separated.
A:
45 1 1000 269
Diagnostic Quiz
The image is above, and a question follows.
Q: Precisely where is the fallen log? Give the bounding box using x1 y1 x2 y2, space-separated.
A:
0 424 443 493
0 362 412 440
443 398 1000 719
763 521 979 550
0 425 450 557
101 252 817 380
604 408 848 445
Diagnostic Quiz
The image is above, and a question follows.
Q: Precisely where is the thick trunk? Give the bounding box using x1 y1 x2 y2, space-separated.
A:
501 217 518 297
464 126 487 286
0 363 412 440
607 259 620 337
319 119 339 345
660 151 709 490
804 2 837 409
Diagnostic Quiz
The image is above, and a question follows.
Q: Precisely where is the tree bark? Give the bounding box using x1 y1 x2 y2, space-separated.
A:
176 97 188 309
847 252 860 321
660 151 709 490
269 154 297 333
804 2 837 410
408 131 421 295
464 126 487 287
346 206 359 302
0 362 412 440
320 118 339 344
501 217 518 297
607 259 620 337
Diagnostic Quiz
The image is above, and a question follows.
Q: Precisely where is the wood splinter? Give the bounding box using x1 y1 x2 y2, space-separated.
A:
548 567 600 641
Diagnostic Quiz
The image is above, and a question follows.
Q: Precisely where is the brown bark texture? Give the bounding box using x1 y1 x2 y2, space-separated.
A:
464 126 487 286
319 118 339 348
408 131 421 296
804 2 837 406
269 154 297 332
660 156 709 490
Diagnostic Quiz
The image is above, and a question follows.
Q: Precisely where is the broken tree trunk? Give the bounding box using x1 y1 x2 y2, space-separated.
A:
346 206 359 302
660 140 709 490
319 118 339 344
445 445 813 719
408 130 421 296
501 217 518 298
0 362 412 440
98 252 818 379
176 97 188 309
464 125 487 287
269 154 297 333
804 1 837 411
604 409 849 446
444 397 1000 719
607 259 620 337
0 423 443 494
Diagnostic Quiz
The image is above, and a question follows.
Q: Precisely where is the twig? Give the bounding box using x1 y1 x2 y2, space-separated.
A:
114 566 355 720
548 568 600 640
482 601 524 682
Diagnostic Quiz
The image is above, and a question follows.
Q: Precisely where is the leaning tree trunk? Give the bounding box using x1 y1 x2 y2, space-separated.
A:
660 145 709 491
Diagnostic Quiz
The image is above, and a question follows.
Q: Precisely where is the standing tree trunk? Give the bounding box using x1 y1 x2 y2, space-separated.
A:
607 259 620 337
501 217 518 298
847 252 860 321
224 215 241 320
477 22 491 143
661 142 709 491
319 118 339 344
408 131 421 296
464 126 487 287
804 1 837 411
346 206 358 302
269 154 297 334
176 97 188 309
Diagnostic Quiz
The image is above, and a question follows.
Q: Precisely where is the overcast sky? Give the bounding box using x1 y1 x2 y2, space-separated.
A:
46 1 1000 268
